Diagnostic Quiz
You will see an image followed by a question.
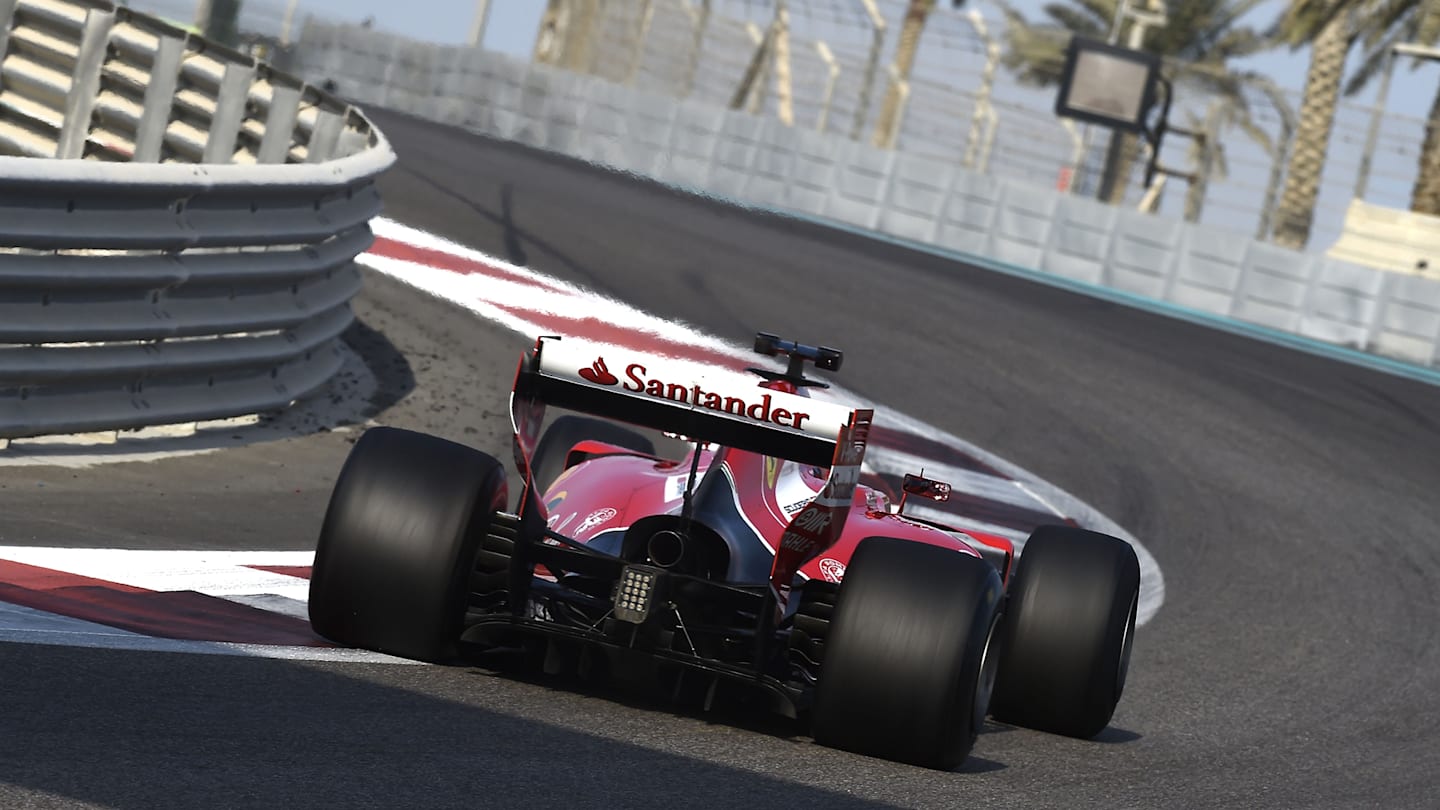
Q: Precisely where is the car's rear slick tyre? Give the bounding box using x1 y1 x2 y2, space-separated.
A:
530 415 656 495
990 525 1141 739
813 538 1003 770
308 426 508 663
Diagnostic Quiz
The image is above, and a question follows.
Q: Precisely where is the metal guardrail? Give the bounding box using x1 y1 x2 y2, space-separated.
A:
0 0 394 440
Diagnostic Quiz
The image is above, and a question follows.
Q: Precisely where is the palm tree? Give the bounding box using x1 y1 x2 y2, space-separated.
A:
1342 2 1440 215
1269 1 1369 248
1269 0 1430 247
998 0 1274 206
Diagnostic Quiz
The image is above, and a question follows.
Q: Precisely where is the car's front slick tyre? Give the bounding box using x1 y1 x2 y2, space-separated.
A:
990 525 1141 739
813 538 1003 770
308 426 508 663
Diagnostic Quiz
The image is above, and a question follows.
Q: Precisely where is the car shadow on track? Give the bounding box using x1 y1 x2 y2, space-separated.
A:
460 648 1017 776
0 641 903 810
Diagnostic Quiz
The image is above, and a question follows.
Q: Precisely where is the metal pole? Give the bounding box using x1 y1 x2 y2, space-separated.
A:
467 0 492 47
877 62 910 148
1060 118 1084 191
1097 3 1162 202
680 0 710 98
751 21 771 114
976 104 999 172
851 0 885 141
279 0 300 46
729 22 769 110
1074 0 1132 194
532 0 566 65
773 0 794 126
625 0 655 85
1255 80 1295 241
815 40 839 133
1356 41 1409 199
193 0 213 31
1184 100 1222 222
962 10 998 169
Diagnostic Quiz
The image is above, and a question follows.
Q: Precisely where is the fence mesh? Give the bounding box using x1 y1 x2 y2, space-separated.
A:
126 0 1439 252
552 0 1438 251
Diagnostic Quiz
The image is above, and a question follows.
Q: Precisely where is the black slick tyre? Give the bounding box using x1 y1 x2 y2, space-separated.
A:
990 525 1141 738
812 537 1004 770
308 426 508 663
530 415 655 494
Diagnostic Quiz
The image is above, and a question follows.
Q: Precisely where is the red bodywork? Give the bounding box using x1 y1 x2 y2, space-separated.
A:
510 337 1015 601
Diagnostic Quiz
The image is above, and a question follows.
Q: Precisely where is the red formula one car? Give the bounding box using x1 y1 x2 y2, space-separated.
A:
308 333 1141 769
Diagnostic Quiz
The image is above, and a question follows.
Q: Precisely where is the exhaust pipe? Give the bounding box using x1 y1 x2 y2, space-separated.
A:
646 530 692 570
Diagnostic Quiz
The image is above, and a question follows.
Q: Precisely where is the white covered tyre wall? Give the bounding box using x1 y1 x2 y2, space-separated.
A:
813 538 1003 770
990 525 1141 738
308 427 508 663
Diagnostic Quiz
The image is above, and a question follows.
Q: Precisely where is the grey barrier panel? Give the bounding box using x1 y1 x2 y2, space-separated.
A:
541 71 586 155
0 258 363 342
483 56 529 141
513 65 557 150
824 138 893 231
0 304 353 384
0 344 346 438
581 81 632 169
1370 273 1440 365
1106 209 1182 300
742 118 799 209
1041 196 1118 286
1230 241 1316 332
710 112 766 200
988 181 1060 269
785 128 843 216
0 224 372 289
623 91 676 176
134 35 185 162
468 49 517 134
437 49 480 128
667 100 726 189
878 150 956 245
56 8 113 159
1171 222 1248 317
0 180 383 250
595 81 648 171
1 5 395 440
1301 259 1383 348
934 171 1002 257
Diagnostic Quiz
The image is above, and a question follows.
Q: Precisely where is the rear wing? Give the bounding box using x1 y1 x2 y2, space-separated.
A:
511 335 873 619
510 336 857 469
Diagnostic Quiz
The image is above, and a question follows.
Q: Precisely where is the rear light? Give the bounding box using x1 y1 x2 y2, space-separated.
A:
614 565 661 624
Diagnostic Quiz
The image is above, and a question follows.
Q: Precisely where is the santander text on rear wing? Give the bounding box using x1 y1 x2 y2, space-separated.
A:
510 336 860 469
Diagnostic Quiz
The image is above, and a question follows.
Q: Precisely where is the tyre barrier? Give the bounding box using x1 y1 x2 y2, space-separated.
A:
0 0 394 440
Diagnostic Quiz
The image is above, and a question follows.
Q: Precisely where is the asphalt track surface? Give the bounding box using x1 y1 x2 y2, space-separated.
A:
4 108 1440 808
